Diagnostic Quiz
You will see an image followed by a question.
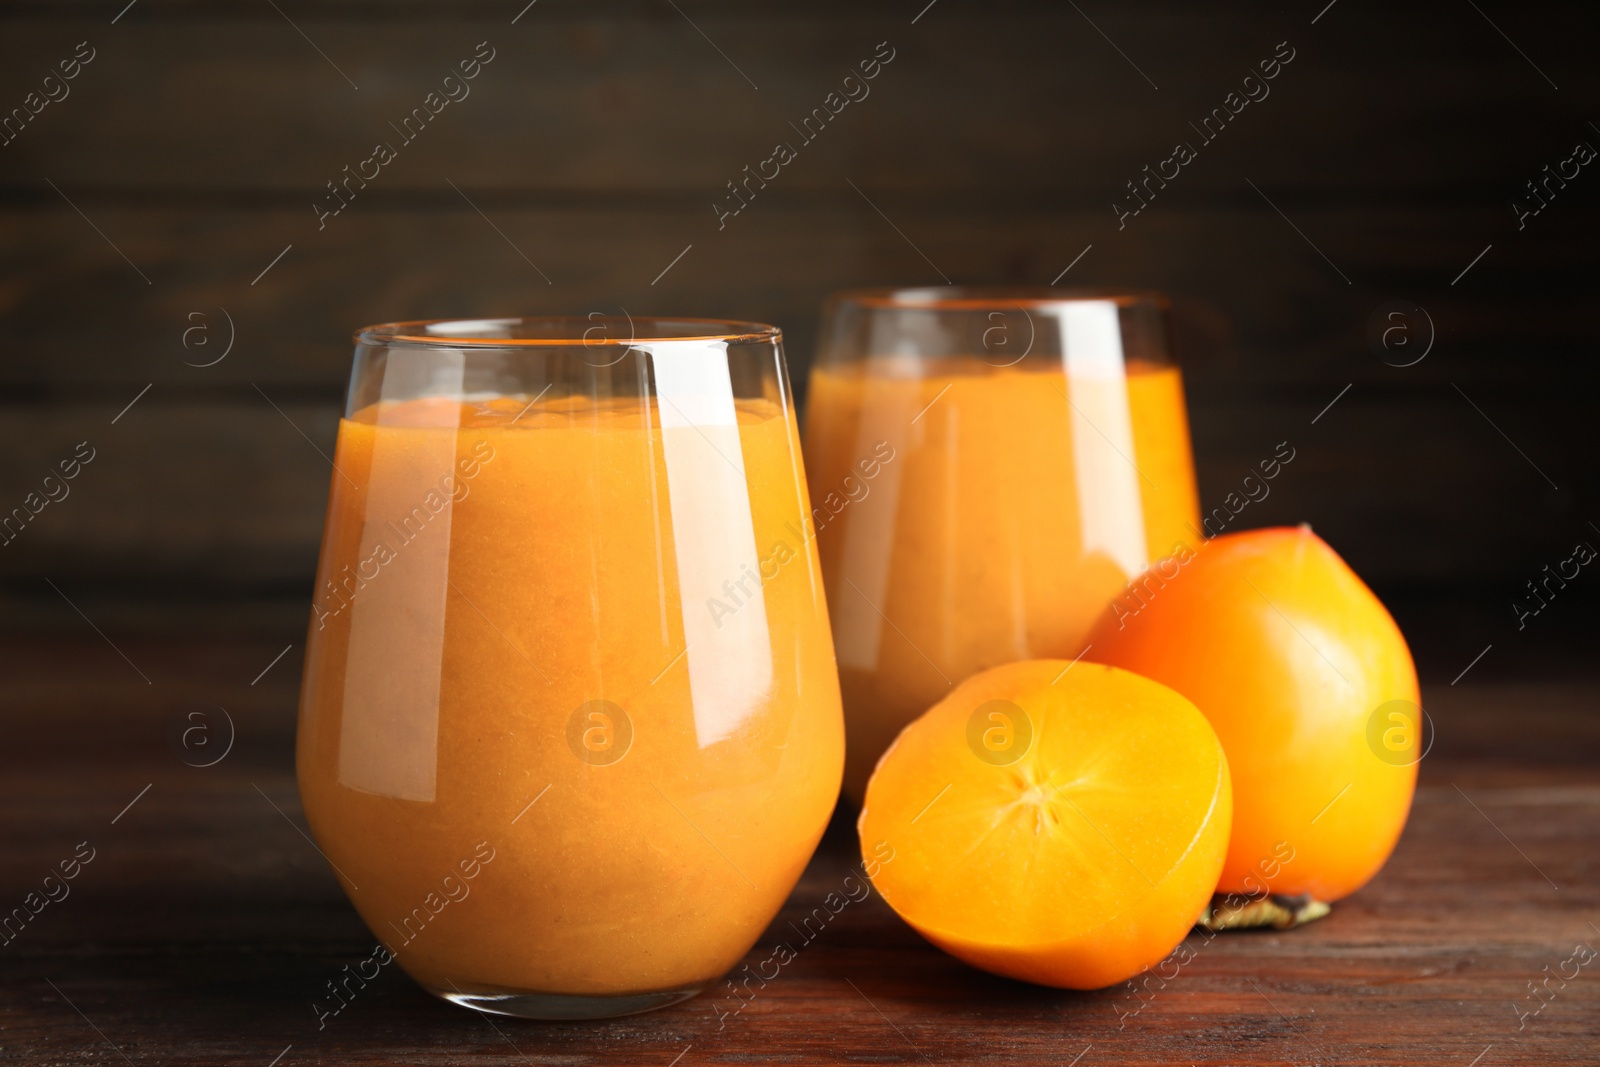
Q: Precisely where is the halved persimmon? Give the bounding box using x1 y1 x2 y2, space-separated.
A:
1087 525 1419 903
858 660 1231 990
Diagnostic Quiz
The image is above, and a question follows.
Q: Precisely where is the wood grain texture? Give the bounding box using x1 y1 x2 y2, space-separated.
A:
0 201 1591 598
0 385 1580 593
0 636 1596 1065
0 0 1596 617
0 1 1593 193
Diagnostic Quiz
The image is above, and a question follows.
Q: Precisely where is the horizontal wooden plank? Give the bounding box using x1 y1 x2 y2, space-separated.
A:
0 387 1592 604
0 399 332 590
0 646 1596 1065
0 200 1592 393
0 0 1593 197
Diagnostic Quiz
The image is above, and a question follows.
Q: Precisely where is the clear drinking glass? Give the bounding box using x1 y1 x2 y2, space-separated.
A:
296 317 844 1019
803 288 1200 803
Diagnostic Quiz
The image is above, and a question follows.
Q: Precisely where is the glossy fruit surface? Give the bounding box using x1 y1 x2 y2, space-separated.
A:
1087 525 1419 902
858 660 1231 989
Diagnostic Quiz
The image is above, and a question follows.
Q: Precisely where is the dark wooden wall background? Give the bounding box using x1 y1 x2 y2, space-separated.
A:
1 0 1595 680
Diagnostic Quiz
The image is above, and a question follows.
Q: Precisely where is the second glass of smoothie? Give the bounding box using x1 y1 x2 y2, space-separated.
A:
802 289 1200 803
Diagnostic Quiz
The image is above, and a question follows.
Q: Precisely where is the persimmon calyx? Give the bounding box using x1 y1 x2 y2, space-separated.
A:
1197 892 1331 932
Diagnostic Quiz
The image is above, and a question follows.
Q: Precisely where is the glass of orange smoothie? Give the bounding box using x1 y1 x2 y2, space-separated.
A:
803 289 1200 803
296 317 844 1019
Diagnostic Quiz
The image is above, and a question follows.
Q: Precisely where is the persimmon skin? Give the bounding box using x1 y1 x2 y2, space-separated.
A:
1087 526 1419 902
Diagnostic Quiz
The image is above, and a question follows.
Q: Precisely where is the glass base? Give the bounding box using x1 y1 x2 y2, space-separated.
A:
434 983 705 1020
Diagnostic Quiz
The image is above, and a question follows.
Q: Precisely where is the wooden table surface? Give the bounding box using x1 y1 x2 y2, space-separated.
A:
2 637 1597 1066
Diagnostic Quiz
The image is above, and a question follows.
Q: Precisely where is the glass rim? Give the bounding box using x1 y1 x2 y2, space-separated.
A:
825 286 1170 312
354 316 783 348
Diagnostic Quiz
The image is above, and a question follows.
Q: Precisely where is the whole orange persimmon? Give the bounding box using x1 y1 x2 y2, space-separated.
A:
1086 525 1419 903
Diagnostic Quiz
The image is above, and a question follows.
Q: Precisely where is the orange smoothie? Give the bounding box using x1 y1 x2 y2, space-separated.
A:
297 392 843 1002
803 359 1199 802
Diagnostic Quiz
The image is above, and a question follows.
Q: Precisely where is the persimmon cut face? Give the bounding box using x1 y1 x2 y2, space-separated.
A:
1087 525 1419 903
858 660 1231 990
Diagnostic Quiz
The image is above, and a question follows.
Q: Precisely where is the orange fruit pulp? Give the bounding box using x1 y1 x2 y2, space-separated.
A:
858 659 1231 989
1087 525 1419 902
